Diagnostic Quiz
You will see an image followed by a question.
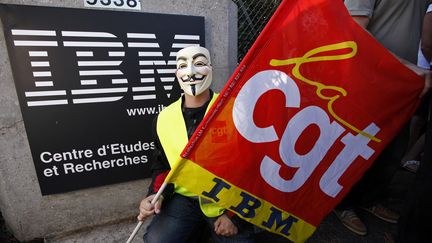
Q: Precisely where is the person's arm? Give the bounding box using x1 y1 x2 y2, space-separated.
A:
137 116 174 221
396 57 431 98
352 15 370 29
421 11 432 62
344 0 373 29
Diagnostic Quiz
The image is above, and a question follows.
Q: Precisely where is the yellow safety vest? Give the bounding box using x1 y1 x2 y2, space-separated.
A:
156 94 225 217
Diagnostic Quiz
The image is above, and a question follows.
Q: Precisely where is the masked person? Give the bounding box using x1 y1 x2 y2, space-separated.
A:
137 46 255 243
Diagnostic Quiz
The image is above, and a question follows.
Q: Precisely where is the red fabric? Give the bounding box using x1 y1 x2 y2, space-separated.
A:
180 0 423 227
225 210 235 218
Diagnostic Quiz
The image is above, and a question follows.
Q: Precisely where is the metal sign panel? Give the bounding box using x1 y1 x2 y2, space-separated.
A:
0 4 205 195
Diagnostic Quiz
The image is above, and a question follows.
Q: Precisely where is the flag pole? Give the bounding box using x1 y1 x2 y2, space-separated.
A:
126 182 168 243
126 156 185 242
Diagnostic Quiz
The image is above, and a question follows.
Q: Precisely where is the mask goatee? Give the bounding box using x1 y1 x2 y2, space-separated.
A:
191 84 196 96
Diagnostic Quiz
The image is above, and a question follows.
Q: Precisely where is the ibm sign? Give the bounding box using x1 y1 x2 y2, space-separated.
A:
0 4 205 195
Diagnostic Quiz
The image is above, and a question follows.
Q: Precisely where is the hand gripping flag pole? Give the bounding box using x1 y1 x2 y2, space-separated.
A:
126 182 168 243
126 147 188 242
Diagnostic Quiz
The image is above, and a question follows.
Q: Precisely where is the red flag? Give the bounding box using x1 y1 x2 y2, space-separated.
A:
165 0 423 241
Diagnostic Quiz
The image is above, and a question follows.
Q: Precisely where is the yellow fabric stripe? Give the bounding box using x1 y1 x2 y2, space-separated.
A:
167 158 316 242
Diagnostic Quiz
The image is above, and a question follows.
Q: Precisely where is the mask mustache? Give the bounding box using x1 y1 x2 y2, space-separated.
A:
181 75 206 83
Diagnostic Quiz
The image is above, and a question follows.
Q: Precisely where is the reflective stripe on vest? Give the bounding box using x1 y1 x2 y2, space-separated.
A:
156 94 224 217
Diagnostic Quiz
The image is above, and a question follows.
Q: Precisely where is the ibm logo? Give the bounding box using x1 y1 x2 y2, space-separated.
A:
12 29 201 107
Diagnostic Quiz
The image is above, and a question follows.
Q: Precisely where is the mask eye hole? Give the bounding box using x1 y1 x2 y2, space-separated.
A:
178 63 187 69
194 61 206 67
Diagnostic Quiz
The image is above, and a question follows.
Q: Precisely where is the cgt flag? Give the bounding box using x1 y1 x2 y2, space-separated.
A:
164 0 423 242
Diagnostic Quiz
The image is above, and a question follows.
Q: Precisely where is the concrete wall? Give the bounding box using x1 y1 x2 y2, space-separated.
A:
0 0 237 240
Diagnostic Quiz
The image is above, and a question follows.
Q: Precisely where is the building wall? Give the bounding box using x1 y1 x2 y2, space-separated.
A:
0 0 237 240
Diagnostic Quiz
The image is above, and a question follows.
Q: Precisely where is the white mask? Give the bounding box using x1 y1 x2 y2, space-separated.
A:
176 46 212 96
